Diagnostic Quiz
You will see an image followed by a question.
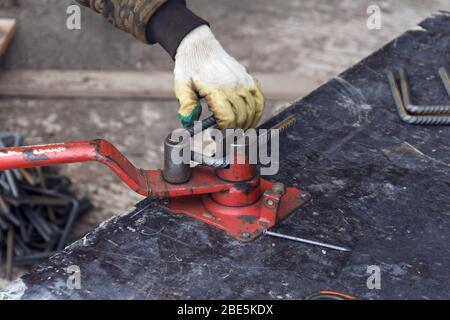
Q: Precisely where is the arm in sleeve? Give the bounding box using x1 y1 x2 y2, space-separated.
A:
76 0 169 43
76 0 209 58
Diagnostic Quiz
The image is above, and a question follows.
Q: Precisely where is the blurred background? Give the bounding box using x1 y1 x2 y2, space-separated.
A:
0 0 448 286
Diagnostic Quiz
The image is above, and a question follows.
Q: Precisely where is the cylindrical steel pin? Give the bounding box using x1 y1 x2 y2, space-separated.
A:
264 230 350 252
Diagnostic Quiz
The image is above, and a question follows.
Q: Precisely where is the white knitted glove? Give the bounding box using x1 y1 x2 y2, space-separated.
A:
174 25 265 129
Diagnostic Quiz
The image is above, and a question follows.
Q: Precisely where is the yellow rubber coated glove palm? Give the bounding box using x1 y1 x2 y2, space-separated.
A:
174 26 265 129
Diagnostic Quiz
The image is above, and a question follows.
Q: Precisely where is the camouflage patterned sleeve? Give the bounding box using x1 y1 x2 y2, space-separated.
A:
76 0 169 43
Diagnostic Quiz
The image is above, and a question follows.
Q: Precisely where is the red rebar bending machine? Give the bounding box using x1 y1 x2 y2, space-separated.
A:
0 116 310 241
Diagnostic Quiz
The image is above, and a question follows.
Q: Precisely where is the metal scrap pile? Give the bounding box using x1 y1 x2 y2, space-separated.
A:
0 132 92 279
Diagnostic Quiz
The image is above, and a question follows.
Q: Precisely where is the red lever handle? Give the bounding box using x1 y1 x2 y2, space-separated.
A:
0 140 149 195
0 139 248 198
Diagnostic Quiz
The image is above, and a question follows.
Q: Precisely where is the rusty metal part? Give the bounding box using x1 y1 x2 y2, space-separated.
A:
439 67 450 96
188 114 296 138
19 168 36 186
191 115 297 168
399 69 450 114
271 115 297 131
387 69 450 125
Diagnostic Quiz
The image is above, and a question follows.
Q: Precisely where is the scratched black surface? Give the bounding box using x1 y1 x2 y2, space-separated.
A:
2 13 450 300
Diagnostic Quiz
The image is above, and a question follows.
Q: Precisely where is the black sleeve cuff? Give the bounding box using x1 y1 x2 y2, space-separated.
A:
146 0 209 59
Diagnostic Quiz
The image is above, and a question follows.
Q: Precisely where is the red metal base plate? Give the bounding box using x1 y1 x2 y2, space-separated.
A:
163 178 311 241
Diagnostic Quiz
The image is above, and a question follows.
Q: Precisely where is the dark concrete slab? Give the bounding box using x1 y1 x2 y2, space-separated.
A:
1 12 449 300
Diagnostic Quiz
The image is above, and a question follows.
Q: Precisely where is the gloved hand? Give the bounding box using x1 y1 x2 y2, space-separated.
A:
174 25 265 129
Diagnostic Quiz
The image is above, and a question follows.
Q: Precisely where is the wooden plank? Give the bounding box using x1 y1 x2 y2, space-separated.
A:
0 70 319 101
0 19 16 59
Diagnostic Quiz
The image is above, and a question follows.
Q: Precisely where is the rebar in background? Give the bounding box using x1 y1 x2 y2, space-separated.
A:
387 68 450 125
0 131 92 279
399 69 450 114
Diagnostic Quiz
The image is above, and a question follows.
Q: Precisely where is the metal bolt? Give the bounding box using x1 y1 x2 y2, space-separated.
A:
241 232 251 239
271 182 286 196
265 199 275 207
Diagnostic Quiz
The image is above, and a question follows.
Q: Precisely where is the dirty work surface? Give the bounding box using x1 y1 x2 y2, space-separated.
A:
2 13 449 300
